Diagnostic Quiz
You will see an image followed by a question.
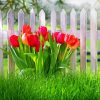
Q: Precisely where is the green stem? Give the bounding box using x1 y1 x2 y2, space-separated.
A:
66 49 74 60
62 46 69 61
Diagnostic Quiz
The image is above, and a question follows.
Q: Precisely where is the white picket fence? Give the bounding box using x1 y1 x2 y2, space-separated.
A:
0 8 98 74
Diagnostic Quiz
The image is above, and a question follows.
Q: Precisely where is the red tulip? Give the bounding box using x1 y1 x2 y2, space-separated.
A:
57 33 65 44
52 32 59 41
27 34 39 47
22 24 31 34
65 34 80 49
35 40 40 52
9 35 19 47
52 32 65 44
36 26 48 41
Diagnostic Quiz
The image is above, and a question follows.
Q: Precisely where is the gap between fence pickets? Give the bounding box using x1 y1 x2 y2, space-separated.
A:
7 9 15 74
0 11 3 75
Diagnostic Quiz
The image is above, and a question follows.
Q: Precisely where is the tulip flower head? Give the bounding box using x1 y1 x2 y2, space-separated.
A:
65 34 80 49
36 26 49 41
9 35 19 47
52 32 65 44
22 24 31 34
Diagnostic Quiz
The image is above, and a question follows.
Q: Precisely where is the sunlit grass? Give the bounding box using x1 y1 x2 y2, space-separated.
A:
0 72 100 100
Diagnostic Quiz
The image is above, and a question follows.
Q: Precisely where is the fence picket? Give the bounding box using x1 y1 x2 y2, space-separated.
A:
0 11 3 75
51 9 56 33
7 9 15 74
60 9 66 32
90 9 97 73
80 8 87 72
30 9 35 32
39 9 45 26
70 9 77 72
18 9 24 35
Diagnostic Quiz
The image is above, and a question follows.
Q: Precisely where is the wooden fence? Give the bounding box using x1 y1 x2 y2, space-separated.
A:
0 8 98 74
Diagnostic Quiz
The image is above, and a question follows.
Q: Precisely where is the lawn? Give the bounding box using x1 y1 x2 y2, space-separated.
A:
0 73 100 100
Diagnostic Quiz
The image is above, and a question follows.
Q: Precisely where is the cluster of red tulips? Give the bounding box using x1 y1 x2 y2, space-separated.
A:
9 24 80 52
9 24 80 74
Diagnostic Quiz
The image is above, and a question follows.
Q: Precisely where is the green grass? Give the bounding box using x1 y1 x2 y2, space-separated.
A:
0 73 100 100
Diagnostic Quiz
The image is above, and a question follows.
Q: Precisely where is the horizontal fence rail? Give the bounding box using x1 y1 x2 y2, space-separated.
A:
0 8 99 74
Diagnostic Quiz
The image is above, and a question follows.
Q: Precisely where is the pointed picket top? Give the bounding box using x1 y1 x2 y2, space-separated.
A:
0 10 3 75
71 8 76 15
18 9 24 14
60 9 66 32
90 8 97 73
51 9 56 33
30 8 35 32
7 9 13 16
7 9 14 21
7 9 14 36
70 8 76 35
90 8 97 15
39 9 45 15
80 8 86 17
90 8 97 22
30 8 35 13
61 9 66 15
39 9 45 26
18 9 24 35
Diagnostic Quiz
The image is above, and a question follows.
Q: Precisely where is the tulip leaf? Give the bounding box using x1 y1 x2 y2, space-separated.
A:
57 43 66 62
24 53 37 63
37 45 43 74
49 35 60 74
43 47 51 74
9 46 28 70
0 47 10 55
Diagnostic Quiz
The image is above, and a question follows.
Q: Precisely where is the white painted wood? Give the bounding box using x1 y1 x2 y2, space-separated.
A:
0 11 3 75
18 9 24 35
80 8 87 72
70 9 77 72
7 9 15 74
39 9 45 26
30 8 35 32
70 9 77 35
90 8 97 73
60 9 66 32
51 9 56 33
